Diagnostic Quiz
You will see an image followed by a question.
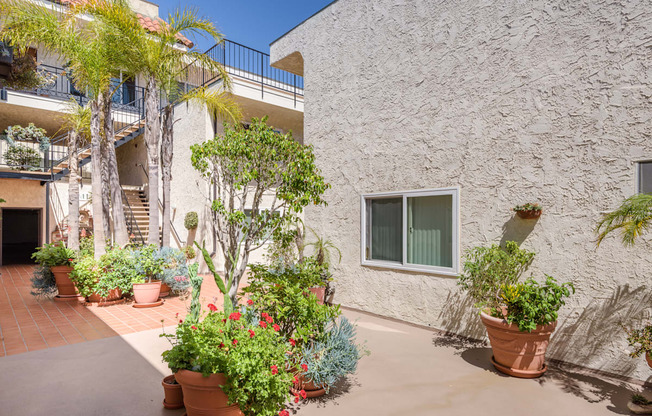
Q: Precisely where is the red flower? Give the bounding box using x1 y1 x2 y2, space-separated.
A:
229 312 242 321
292 375 299 385
191 325 197 330
265 315 273 324
289 338 296 347
248 329 255 338
247 299 254 306
207 304 218 312
179 319 183 324
279 411 289 416
301 364 308 372
300 389 307 399
273 324 280 332
219 342 225 349
175 313 179 318
259 321 267 329
270 365 278 375
294 395 299 403
261 312 269 320
232 339 238 346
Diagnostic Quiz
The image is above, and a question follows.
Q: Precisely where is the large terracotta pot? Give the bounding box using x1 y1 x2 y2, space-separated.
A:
290 370 326 398
51 265 76 297
480 311 556 378
307 287 325 304
646 352 652 369
174 369 243 416
162 374 184 410
87 288 122 304
132 281 161 304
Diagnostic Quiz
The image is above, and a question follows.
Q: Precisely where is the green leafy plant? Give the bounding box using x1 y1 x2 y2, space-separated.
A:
184 211 198 230
157 247 190 293
30 265 57 297
161 308 293 416
513 203 542 212
3 144 41 170
294 316 367 393
458 241 534 311
69 255 101 297
632 394 652 406
133 244 167 283
182 245 196 260
624 324 652 358
97 246 140 297
500 276 574 332
31 242 75 267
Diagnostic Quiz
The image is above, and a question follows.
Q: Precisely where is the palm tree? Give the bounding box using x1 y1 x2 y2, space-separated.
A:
59 101 91 250
1 0 135 257
305 227 342 266
596 194 652 246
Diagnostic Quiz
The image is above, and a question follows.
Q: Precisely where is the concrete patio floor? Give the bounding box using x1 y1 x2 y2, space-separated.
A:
1 303 648 415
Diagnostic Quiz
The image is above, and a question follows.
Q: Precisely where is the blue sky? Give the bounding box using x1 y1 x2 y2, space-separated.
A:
155 0 333 53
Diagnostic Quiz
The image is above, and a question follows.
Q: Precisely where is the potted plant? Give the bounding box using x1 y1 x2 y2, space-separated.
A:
184 211 198 248
624 325 652 369
162 264 294 416
513 202 542 219
132 244 165 306
156 247 190 297
31 242 77 300
290 316 366 398
458 241 574 378
161 374 184 410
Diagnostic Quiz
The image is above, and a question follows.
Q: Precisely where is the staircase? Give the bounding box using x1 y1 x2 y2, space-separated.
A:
122 187 150 243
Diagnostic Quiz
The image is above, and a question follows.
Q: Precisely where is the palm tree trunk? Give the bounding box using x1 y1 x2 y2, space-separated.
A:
160 104 173 247
145 75 160 246
67 130 80 250
90 97 106 258
102 92 129 246
100 126 112 241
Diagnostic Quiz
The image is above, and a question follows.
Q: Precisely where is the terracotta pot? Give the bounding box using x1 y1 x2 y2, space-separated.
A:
291 370 326 398
174 369 243 416
480 311 556 378
516 209 542 220
162 374 184 410
132 281 161 304
87 288 122 303
307 287 325 304
646 352 652 369
160 282 171 298
51 265 76 296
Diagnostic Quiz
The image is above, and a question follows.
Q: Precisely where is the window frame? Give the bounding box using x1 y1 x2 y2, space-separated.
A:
360 187 460 276
636 160 652 194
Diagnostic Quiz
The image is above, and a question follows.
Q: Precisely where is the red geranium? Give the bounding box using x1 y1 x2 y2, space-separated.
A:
207 304 218 312
301 364 308 372
232 339 238 346
229 312 241 321
294 395 299 403
259 321 268 329
265 315 274 324
279 411 289 416
248 329 255 338
289 338 296 347
247 299 254 306
191 325 197 330
273 324 280 332
270 365 278 375
299 389 307 399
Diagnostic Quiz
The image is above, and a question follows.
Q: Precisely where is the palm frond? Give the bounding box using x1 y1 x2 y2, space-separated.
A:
58 99 91 142
596 194 652 247
181 86 242 124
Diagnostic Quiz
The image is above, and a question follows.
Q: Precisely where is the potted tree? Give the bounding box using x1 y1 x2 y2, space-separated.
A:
184 211 198 248
32 242 77 301
132 244 165 307
458 241 574 378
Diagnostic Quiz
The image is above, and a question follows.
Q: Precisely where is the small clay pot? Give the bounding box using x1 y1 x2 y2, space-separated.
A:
646 352 652 369
86 288 123 305
132 281 161 304
291 371 326 398
175 369 243 416
307 287 326 304
51 265 77 297
160 282 171 298
162 375 184 410
516 209 542 220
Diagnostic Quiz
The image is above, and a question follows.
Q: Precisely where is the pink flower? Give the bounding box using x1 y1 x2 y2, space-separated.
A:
207 304 218 312
229 312 241 321
259 321 267 329
248 329 255 338
301 364 308 372
247 299 254 306
289 338 296 347
270 365 278 375
273 324 280 332
191 325 197 330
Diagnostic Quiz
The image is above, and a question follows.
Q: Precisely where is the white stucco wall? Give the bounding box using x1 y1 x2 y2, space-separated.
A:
271 0 652 381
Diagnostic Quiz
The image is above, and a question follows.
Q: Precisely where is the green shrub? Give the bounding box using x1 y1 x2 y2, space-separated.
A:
32 242 75 267
624 324 652 358
133 244 166 282
97 246 140 296
3 144 42 170
69 255 101 297
162 309 293 416
157 247 190 293
184 211 198 230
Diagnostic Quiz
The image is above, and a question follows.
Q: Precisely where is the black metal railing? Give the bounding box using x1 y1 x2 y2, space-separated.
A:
0 133 67 173
121 188 145 245
182 39 304 104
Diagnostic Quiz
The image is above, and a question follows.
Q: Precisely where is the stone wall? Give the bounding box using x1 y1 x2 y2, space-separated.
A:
271 0 652 381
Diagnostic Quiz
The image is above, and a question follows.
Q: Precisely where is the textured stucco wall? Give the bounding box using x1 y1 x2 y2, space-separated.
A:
271 0 652 381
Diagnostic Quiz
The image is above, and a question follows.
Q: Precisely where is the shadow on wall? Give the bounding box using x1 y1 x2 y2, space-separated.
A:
438 290 488 341
500 215 538 247
548 284 652 379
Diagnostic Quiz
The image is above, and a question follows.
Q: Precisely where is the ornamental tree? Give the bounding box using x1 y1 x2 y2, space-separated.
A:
191 117 329 309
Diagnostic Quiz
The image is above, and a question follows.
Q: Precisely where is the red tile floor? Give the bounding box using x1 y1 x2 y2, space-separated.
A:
0 264 224 357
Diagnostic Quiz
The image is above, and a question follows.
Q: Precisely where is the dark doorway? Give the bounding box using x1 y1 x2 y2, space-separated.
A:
2 209 40 265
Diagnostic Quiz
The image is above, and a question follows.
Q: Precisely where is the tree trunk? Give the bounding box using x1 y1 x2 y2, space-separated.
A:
67 131 80 250
103 93 129 246
160 104 173 247
90 97 106 258
145 75 160 246
99 110 111 242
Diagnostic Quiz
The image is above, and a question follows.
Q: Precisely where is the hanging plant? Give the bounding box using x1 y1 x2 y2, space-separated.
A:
1 51 56 91
4 123 50 150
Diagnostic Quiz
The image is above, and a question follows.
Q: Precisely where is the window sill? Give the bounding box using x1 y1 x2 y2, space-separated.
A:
361 260 459 277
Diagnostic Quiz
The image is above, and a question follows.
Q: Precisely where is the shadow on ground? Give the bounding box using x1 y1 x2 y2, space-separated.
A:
288 376 360 413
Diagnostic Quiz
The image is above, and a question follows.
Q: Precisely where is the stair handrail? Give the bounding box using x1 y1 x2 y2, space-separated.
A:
120 187 145 245
138 163 185 249
49 180 67 238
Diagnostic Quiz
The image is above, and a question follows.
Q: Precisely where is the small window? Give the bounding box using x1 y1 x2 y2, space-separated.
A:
361 188 459 275
638 162 652 194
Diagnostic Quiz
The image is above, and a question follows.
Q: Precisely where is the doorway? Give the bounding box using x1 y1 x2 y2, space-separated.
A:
1 208 41 265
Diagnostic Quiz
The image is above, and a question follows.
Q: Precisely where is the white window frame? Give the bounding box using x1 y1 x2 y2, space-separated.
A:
360 187 460 276
635 160 652 194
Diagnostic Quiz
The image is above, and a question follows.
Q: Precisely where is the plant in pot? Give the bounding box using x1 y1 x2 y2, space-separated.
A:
184 211 198 248
305 228 341 304
132 244 166 306
458 241 574 378
290 316 367 398
31 242 77 300
624 325 652 369
91 246 139 304
162 264 294 416
156 247 190 297
513 202 542 219
161 374 184 410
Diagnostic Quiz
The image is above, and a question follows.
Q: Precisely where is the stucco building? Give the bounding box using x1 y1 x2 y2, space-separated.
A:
270 0 652 381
